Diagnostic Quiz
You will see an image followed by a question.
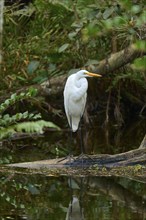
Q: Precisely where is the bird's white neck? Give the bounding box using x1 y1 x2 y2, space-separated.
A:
75 74 85 86
74 74 88 99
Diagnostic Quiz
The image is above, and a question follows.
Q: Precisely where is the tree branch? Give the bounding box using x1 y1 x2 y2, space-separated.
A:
93 43 146 74
44 43 146 96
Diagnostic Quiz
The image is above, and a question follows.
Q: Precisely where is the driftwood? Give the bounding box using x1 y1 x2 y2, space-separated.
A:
6 146 146 169
1 134 145 182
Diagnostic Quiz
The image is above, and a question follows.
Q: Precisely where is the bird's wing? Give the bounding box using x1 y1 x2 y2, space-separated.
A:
63 74 87 132
68 94 87 132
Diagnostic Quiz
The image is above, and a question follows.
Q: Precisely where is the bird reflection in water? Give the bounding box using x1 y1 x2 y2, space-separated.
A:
65 177 85 220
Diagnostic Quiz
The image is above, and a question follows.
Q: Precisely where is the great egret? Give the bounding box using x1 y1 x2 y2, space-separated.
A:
64 70 102 157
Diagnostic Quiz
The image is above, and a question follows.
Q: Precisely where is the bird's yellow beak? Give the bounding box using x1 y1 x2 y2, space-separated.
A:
86 72 102 77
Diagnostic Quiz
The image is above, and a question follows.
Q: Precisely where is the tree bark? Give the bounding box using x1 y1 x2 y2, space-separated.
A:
139 134 146 149
93 43 146 74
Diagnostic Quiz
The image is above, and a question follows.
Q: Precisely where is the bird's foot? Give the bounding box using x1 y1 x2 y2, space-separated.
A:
75 153 94 161
57 154 75 164
74 153 95 166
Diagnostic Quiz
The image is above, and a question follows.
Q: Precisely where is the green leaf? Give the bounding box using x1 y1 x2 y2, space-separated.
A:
15 120 60 134
58 43 69 53
134 40 146 51
17 76 26 81
68 32 77 40
132 57 146 71
131 5 141 14
0 120 60 140
103 7 114 19
27 60 40 74
32 76 48 83
28 87 38 96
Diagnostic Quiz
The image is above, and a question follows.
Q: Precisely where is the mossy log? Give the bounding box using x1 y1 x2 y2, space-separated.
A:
1 135 145 181
6 146 146 169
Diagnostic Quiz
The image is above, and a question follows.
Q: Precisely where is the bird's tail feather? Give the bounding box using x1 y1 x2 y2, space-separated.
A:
71 116 80 132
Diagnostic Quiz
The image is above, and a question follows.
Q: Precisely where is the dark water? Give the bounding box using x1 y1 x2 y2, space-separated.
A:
0 175 146 220
0 117 146 220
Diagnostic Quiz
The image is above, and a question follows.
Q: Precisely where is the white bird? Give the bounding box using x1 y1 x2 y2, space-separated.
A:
64 70 102 132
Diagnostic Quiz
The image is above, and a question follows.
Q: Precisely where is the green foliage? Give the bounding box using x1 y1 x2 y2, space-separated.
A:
0 111 41 127
2 0 145 86
0 120 59 140
0 87 37 114
132 57 146 71
0 88 59 140
1 0 146 120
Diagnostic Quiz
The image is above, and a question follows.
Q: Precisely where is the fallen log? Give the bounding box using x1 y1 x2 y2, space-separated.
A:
0 134 145 181
6 147 146 169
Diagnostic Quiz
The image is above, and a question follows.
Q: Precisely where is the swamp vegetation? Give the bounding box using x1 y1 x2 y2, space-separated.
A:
0 1 146 219
0 0 145 139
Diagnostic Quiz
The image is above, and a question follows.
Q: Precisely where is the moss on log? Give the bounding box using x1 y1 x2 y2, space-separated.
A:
0 134 144 181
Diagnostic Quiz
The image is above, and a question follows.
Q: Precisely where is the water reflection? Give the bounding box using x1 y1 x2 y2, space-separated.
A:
1 118 146 219
66 195 85 220
0 174 146 220
66 177 85 220
1 117 145 164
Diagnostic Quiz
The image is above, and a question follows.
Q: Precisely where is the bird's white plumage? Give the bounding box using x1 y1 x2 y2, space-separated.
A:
64 70 90 132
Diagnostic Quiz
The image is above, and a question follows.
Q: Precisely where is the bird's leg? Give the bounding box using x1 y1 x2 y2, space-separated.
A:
68 115 75 162
58 116 74 163
79 122 84 166
75 115 95 164
80 122 84 155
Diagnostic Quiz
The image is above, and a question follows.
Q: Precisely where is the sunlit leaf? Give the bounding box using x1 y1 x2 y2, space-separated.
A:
0 120 60 140
131 5 142 14
58 43 69 53
132 57 146 71
134 40 146 51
